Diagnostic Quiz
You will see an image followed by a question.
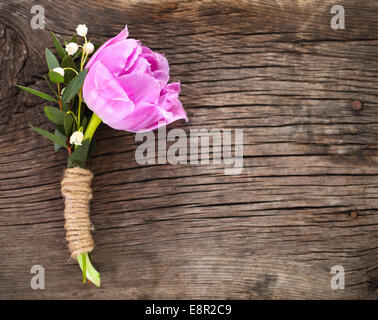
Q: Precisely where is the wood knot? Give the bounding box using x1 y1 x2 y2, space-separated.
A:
351 100 363 111
0 23 28 120
350 211 358 219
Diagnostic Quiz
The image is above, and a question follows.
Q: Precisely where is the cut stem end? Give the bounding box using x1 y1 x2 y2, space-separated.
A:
77 253 100 287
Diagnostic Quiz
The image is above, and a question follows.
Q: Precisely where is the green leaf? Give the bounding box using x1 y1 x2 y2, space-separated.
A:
61 55 77 70
82 116 89 132
48 70 64 84
62 69 88 102
73 50 82 60
51 32 66 59
56 124 65 135
45 48 59 70
68 139 90 168
61 55 78 85
64 113 75 136
44 106 65 124
54 128 67 152
62 101 69 113
17 85 57 102
30 125 68 149
43 75 60 99
69 34 77 44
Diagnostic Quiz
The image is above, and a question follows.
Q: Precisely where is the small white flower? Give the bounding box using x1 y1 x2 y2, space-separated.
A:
76 24 88 37
61 88 65 97
53 67 65 77
70 131 84 146
83 42 94 55
65 42 78 55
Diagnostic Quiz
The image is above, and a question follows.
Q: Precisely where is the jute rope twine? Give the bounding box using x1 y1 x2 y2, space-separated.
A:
61 167 94 258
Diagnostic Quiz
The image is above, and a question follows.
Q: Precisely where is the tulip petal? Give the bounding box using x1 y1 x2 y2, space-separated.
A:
108 102 163 132
158 82 187 123
108 99 187 133
120 41 143 75
158 82 180 109
83 61 135 124
88 39 140 77
117 73 160 106
86 25 129 70
126 56 151 76
162 98 188 123
108 25 129 45
141 46 170 84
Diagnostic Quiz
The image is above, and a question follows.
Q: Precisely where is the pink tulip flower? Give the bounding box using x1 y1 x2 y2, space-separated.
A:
83 25 187 132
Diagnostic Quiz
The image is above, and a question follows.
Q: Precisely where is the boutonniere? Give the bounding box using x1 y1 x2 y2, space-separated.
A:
18 24 187 286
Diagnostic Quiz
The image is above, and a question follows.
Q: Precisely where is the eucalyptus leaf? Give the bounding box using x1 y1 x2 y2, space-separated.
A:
62 69 88 102
30 125 68 149
44 106 65 124
48 70 64 84
17 85 57 102
45 48 60 70
68 139 90 168
51 32 66 59
54 128 67 152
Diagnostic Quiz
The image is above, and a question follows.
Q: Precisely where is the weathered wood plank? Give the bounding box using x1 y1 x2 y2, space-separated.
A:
0 0 377 299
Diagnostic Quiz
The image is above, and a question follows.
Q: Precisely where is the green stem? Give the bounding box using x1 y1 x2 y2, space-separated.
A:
84 113 102 142
76 113 102 286
83 252 87 283
63 67 79 75
77 39 88 128
66 111 79 127
77 253 100 287
77 91 83 127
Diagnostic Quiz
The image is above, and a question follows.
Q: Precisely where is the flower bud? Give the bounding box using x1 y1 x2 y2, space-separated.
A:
76 24 88 37
53 67 65 77
65 42 78 56
70 131 84 146
83 42 94 55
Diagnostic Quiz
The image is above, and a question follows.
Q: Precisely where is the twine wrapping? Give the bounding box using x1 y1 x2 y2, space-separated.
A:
61 167 94 258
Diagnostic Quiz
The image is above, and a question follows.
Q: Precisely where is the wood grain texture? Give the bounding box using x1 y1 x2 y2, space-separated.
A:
0 0 378 299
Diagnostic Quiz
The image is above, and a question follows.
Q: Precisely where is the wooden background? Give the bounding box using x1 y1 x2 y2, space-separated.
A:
0 0 377 299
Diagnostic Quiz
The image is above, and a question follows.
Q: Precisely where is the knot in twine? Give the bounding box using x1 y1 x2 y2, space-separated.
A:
61 167 94 258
